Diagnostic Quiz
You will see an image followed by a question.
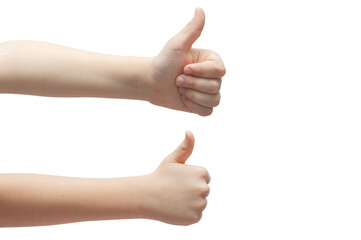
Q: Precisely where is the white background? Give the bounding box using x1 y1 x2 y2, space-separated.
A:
1 0 361 239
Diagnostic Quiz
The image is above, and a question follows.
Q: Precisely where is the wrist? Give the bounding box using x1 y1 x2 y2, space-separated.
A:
130 174 157 220
112 174 156 220
127 56 153 102
104 55 153 101
139 57 154 103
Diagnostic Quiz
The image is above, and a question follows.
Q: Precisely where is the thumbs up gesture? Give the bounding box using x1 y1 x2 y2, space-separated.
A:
144 131 211 225
147 8 226 116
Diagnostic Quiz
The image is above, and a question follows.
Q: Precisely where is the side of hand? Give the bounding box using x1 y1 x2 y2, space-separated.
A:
142 131 211 225
147 8 226 116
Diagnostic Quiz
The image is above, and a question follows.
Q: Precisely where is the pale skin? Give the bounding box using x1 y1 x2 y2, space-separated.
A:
0 8 223 227
0 8 225 116
0 132 210 227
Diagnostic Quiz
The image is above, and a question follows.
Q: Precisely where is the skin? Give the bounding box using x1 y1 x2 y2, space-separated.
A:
0 8 222 227
0 8 226 116
0 132 210 227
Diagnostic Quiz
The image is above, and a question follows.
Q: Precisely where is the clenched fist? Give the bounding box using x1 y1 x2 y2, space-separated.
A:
147 8 226 116
142 131 211 225
0 8 224 116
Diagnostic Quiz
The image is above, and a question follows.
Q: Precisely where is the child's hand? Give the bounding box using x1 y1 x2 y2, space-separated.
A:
0 8 224 116
143 131 210 225
147 8 226 116
0 131 210 227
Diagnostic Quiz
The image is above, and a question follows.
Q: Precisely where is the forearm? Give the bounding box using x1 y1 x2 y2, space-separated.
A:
0 40 151 100
0 173 150 227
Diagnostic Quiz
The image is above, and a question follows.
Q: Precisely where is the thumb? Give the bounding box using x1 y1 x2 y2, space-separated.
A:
165 131 195 164
172 8 205 50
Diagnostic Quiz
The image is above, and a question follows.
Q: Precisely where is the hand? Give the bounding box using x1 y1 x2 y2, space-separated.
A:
147 8 226 116
0 133 209 227
144 131 211 225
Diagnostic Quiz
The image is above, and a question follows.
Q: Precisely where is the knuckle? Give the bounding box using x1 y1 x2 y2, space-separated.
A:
177 145 187 154
196 166 208 177
204 185 210 194
209 81 221 93
200 199 208 210
216 66 226 77
214 93 221 107
215 80 222 92
210 95 220 107
199 107 213 117
200 185 210 197
184 211 202 225
210 93 221 107
210 50 221 59
191 213 202 224
196 184 207 193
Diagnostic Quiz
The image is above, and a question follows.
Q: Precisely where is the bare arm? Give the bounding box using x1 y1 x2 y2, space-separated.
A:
0 8 225 116
0 132 210 227
0 174 148 227
0 40 151 100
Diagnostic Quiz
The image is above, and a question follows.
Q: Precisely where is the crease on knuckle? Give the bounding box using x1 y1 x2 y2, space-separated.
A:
177 145 187 154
